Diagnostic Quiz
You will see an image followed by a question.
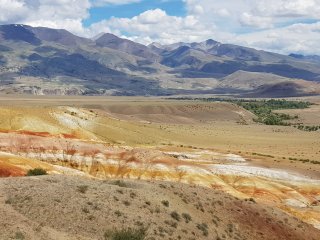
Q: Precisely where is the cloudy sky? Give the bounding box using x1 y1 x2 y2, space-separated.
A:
1 0 320 55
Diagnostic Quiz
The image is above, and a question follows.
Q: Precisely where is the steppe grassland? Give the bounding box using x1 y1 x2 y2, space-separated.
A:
0 95 319 177
0 95 320 231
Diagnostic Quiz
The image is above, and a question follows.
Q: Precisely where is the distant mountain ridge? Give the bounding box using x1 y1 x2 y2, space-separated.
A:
0 24 320 97
289 53 320 63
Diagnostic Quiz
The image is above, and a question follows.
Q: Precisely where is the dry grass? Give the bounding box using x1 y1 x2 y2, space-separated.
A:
1 175 319 240
0 96 320 239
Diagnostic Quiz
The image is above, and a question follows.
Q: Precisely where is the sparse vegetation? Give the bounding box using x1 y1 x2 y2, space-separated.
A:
170 211 181 221
1 99 320 240
232 99 309 126
294 125 320 132
161 200 169 207
26 168 47 176
114 210 122 217
182 213 192 223
82 207 90 214
5 198 13 204
130 192 137 198
197 223 209 236
164 220 178 228
77 185 89 194
252 152 275 158
288 157 320 165
170 97 313 126
14 231 25 240
104 227 147 240
111 180 129 188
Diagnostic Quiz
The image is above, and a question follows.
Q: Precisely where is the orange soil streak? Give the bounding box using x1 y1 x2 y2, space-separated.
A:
0 129 77 139
61 133 77 139
0 162 26 177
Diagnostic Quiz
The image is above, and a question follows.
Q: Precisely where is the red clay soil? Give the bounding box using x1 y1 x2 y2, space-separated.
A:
61 133 77 139
0 129 76 139
0 162 26 177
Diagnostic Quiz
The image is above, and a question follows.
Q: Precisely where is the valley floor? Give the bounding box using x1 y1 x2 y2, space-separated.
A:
0 95 320 239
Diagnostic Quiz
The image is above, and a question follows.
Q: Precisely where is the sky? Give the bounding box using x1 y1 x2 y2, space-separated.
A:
1 0 320 55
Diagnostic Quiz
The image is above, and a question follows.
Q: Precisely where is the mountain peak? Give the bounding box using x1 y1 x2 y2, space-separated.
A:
95 33 159 60
206 39 219 45
96 33 120 41
0 24 41 45
27 26 91 46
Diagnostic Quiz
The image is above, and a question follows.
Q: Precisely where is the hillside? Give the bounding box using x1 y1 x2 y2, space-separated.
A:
1 175 319 240
1 24 320 97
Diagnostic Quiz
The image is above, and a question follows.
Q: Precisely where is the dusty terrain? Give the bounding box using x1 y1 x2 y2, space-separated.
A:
1 175 319 240
0 95 320 239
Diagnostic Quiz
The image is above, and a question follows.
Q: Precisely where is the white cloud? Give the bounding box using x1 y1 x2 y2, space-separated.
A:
185 0 320 29
0 0 29 23
91 0 141 7
0 0 320 54
235 21 320 55
239 13 272 29
88 8 224 44
254 0 320 19
0 0 90 35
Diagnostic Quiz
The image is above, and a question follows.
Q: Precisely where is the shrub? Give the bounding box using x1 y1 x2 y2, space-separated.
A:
112 180 128 188
182 213 192 223
77 185 89 194
164 220 178 228
5 198 13 204
114 210 122 217
104 227 147 240
82 207 89 214
161 200 169 207
26 168 47 176
197 223 208 236
170 211 181 221
130 192 137 198
14 231 25 240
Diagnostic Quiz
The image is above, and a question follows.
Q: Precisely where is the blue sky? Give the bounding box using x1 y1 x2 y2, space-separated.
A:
84 0 186 27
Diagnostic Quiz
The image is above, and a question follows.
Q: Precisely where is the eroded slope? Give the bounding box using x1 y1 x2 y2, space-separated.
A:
1 175 319 240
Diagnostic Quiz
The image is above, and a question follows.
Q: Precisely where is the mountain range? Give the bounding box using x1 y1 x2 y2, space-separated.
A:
0 24 320 97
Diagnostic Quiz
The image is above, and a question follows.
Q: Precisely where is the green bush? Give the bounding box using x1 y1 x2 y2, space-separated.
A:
26 168 47 176
104 228 147 240
233 99 311 126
